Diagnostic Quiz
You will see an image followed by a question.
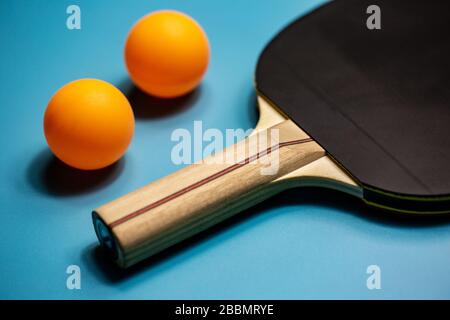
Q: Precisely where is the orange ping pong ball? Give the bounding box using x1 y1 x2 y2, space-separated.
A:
44 79 135 170
124 10 210 98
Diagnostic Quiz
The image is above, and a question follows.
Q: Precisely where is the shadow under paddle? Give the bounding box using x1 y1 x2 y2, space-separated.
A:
83 186 450 285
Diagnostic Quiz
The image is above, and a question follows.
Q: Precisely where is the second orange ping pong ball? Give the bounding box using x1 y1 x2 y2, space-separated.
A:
44 79 135 170
124 10 210 98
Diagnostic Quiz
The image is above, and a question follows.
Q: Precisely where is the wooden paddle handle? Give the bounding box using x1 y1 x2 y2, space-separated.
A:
93 120 324 267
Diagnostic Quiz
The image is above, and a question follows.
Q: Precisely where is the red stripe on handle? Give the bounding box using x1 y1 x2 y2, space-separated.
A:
109 138 313 228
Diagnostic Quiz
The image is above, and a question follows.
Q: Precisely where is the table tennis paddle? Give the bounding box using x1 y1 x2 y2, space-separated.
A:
93 0 450 268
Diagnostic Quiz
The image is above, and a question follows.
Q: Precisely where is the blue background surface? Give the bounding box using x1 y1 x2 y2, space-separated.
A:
1 0 449 299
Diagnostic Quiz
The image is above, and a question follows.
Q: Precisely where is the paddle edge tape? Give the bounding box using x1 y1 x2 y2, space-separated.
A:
363 186 450 214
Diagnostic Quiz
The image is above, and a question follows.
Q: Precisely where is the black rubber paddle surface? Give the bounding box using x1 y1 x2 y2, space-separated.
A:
256 0 450 199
